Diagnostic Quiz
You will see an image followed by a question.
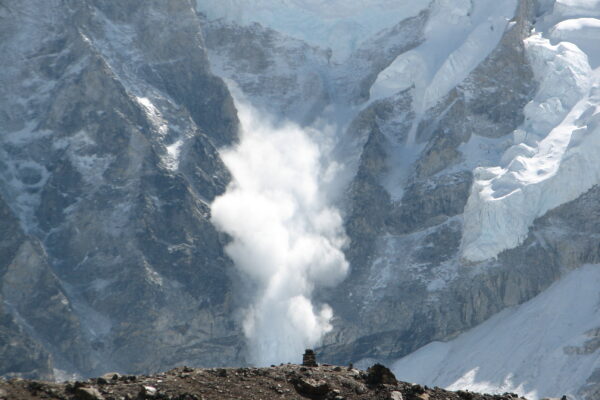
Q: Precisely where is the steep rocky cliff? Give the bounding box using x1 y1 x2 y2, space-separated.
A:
0 0 241 378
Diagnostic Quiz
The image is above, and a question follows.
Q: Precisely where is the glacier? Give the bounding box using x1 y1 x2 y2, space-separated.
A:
462 1 600 262
549 18 600 68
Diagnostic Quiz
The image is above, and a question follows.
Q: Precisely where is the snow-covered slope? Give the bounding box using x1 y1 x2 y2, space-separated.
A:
392 264 600 400
370 0 517 113
550 18 600 68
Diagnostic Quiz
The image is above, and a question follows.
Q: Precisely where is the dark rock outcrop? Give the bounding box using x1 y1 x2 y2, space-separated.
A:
0 0 242 377
366 364 397 386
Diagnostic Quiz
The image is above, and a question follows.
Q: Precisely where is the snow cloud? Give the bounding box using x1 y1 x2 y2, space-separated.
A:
211 100 348 365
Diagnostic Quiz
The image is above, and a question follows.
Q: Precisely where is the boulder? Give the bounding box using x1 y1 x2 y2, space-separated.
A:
74 386 105 400
292 377 331 399
366 364 397 385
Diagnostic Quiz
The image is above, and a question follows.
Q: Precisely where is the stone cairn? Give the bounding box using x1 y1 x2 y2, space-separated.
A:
302 349 318 367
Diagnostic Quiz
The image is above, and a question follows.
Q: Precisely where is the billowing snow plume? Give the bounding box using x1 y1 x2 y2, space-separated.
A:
211 101 348 365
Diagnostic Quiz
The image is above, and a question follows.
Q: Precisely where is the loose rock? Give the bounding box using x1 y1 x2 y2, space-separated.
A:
366 364 397 385
75 386 105 400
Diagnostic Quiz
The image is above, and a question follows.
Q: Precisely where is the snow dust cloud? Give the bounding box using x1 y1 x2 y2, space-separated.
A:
211 100 349 366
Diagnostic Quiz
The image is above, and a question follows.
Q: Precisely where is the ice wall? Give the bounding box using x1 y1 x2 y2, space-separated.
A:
461 32 599 262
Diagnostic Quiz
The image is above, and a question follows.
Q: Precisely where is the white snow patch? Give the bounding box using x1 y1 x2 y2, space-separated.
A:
144 264 164 287
370 52 428 102
165 139 184 171
549 18 600 68
461 34 599 262
392 264 600 400
135 96 185 171
536 0 600 34
54 130 114 185
136 97 168 136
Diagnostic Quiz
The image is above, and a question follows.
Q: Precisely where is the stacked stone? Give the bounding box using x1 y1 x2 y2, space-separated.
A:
302 349 317 367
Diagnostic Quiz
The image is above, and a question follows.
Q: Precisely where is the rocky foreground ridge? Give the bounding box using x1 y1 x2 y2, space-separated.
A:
0 363 530 400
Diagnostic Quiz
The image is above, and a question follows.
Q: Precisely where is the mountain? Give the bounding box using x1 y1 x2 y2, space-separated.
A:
1 0 600 399
0 0 240 378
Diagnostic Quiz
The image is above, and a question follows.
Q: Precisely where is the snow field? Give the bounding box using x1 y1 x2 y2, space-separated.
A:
392 264 600 400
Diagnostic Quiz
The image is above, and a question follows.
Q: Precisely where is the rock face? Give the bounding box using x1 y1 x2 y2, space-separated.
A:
318 0 541 363
0 0 241 378
0 183 76 380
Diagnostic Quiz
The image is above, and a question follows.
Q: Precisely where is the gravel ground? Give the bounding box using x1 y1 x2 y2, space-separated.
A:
0 363 529 400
